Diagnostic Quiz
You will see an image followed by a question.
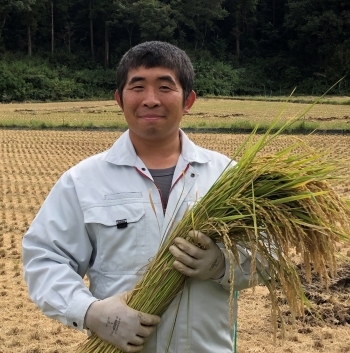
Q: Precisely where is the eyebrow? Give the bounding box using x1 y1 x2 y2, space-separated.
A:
127 75 177 86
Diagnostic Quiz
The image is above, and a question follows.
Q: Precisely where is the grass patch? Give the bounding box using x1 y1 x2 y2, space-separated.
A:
0 98 349 132
205 95 350 105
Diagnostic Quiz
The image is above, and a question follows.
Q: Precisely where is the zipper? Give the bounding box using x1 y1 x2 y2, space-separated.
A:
135 167 165 211
135 164 190 213
169 164 190 193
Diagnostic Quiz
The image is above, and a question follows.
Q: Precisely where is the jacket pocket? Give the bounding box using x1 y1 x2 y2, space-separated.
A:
83 202 149 274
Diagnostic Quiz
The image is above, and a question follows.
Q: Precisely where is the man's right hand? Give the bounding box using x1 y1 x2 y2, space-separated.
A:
84 292 161 352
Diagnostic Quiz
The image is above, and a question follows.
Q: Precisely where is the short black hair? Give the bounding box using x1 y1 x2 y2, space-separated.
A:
116 41 194 105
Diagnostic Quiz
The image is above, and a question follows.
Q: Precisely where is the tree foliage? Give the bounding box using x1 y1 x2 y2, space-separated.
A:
285 0 350 85
0 0 349 101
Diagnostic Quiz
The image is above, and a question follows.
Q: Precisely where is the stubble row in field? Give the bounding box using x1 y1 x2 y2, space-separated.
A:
0 129 349 352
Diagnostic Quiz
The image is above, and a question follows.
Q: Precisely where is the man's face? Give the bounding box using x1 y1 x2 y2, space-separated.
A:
115 66 195 144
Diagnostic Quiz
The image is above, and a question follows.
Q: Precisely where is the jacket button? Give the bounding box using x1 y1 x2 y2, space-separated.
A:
191 173 195 177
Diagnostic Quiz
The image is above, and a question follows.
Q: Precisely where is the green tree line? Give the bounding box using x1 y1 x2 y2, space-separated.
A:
0 0 349 101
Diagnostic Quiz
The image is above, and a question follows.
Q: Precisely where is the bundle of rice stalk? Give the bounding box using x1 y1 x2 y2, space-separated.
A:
77 118 350 353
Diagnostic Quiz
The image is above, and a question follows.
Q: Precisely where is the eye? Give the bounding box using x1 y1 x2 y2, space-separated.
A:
160 86 171 91
131 85 144 91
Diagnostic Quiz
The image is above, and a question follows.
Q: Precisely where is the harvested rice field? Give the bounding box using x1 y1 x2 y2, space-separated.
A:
0 103 350 352
1 98 350 130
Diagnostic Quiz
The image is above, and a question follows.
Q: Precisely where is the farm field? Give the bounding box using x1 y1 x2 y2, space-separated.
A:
0 98 350 130
0 126 349 353
0 98 350 353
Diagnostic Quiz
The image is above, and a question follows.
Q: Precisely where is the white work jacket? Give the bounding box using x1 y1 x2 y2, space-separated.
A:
22 130 257 353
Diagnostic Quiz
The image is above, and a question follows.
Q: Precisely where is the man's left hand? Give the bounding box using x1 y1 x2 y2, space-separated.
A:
169 230 225 280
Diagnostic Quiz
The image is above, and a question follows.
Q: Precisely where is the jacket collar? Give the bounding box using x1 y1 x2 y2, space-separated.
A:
103 129 211 166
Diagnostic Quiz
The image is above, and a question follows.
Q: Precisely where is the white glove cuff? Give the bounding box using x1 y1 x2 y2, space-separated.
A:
211 246 231 288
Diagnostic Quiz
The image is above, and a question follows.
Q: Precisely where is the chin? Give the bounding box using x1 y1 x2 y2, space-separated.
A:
144 127 162 137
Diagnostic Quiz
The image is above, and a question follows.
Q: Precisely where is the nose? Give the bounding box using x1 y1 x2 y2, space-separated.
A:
142 87 161 107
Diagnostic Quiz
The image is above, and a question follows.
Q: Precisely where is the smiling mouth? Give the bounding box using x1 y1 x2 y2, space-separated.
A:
139 115 164 120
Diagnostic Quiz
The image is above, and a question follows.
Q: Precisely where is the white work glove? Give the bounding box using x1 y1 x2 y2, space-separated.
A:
169 230 225 280
84 292 161 352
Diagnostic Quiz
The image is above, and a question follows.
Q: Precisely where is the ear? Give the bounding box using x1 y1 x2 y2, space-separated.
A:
115 90 123 109
183 90 196 114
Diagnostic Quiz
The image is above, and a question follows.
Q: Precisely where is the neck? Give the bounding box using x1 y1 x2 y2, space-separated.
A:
130 131 181 169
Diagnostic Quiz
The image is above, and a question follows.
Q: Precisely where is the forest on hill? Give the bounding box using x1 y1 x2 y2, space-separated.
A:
0 0 349 101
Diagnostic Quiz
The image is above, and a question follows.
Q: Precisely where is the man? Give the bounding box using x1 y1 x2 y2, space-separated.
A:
22 41 266 352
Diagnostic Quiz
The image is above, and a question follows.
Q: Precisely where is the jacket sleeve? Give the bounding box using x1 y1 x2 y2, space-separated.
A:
22 170 97 331
212 244 274 291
